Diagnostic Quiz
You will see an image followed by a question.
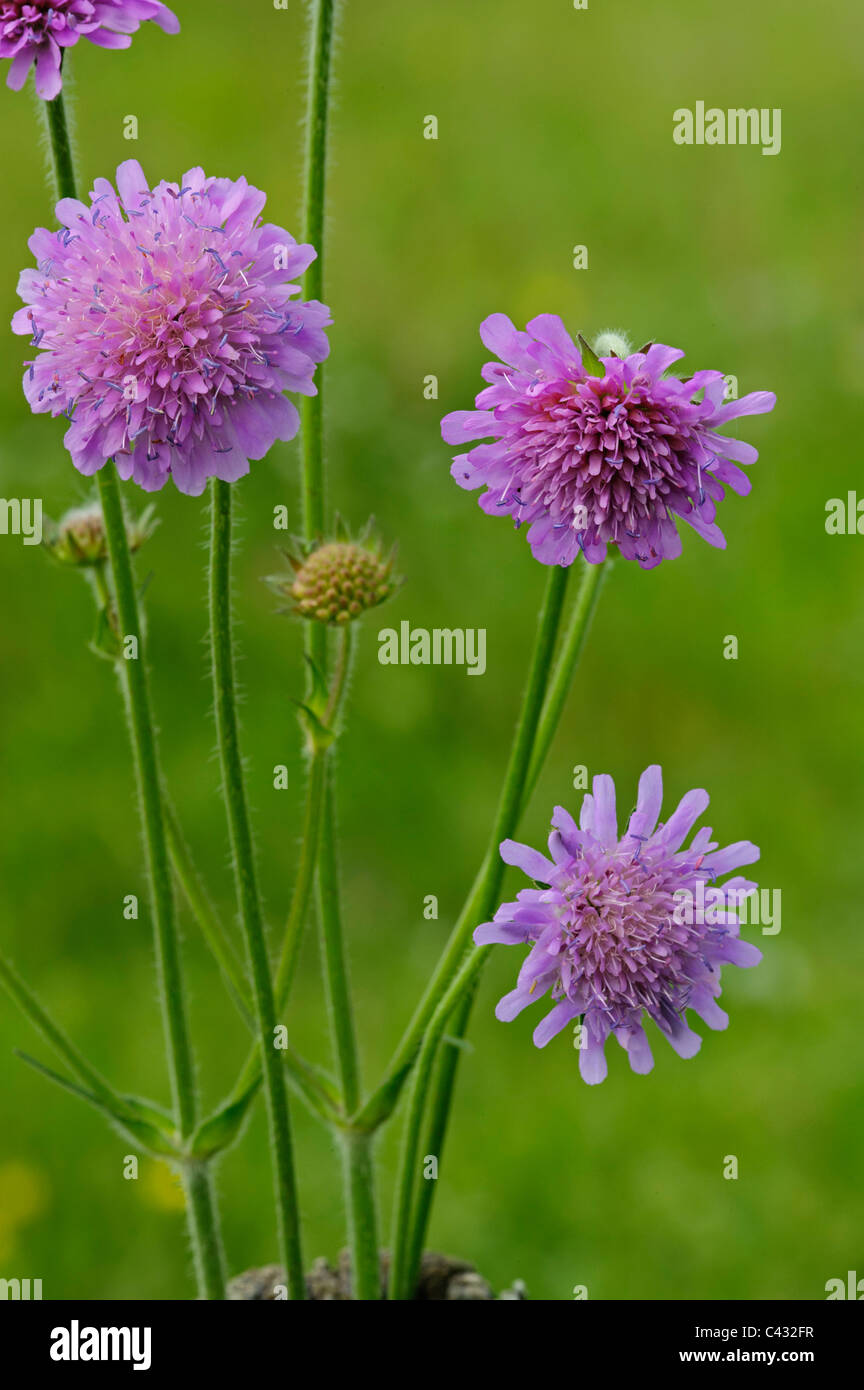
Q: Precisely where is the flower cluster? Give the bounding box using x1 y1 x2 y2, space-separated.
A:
442 315 776 569
1 1 179 100
13 160 331 495
475 766 761 1083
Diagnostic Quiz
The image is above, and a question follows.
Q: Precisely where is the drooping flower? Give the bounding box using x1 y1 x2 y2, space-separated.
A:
474 766 761 1083
13 160 331 495
1 1 179 100
442 316 776 569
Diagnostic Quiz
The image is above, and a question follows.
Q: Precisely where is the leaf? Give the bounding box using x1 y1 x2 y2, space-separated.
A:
120 1094 177 1138
294 700 336 752
188 1078 262 1160
15 1052 180 1158
302 655 330 720
578 334 605 378
89 602 122 662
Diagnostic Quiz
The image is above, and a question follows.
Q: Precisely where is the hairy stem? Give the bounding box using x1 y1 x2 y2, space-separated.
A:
182 1164 227 1302
388 945 490 1299
162 798 253 1029
228 627 354 1108
43 90 76 200
300 0 338 681
402 556 611 1264
358 564 571 1135
42 88 225 1299
524 556 609 801
209 478 304 1299
97 465 226 1300
317 760 380 1297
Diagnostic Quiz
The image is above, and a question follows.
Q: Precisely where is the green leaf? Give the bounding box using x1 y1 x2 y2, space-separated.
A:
188 1078 262 1160
89 602 122 662
294 700 336 751
15 1052 180 1158
119 1094 177 1138
302 655 330 719
578 334 605 378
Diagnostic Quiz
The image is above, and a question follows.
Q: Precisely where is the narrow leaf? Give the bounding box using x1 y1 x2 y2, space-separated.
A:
15 1052 180 1158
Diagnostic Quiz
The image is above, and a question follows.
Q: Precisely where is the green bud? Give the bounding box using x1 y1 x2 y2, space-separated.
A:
266 523 401 626
43 500 157 568
593 329 633 359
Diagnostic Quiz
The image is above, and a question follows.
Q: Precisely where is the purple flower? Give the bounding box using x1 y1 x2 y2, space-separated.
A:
1 1 179 100
474 766 761 1083
13 160 331 495
442 316 776 569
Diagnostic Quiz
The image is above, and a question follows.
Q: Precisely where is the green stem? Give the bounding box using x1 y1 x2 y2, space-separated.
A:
43 90 76 200
300 0 336 538
43 86 224 1298
300 0 338 684
357 564 570 1134
209 478 304 1300
317 760 380 1297
162 799 253 1029
402 556 611 1264
228 626 353 1108
93 551 341 1135
97 466 225 1301
272 748 327 1013
182 1164 226 1302
524 556 609 801
341 1130 381 1298
388 945 490 1299
404 986 475 1287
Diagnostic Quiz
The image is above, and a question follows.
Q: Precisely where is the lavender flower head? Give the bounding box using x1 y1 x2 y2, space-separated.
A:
1 1 179 100
442 316 776 569
13 160 331 495
475 766 761 1083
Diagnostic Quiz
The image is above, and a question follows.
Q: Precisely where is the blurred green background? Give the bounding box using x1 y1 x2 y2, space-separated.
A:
1 0 861 1300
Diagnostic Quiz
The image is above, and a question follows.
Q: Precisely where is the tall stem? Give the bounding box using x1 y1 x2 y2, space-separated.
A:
299 0 378 1297
43 90 76 200
97 465 225 1299
183 1163 227 1302
357 564 570 1134
229 624 353 1104
300 0 338 680
317 759 380 1297
209 478 304 1299
388 937 491 1298
524 556 608 801
44 87 225 1297
403 556 610 1262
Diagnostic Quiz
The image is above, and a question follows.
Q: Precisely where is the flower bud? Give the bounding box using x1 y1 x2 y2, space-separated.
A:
44 501 157 567
267 526 400 625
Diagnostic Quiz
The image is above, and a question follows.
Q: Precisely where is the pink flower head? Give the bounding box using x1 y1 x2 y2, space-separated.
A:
1 1 179 100
13 160 332 495
475 766 762 1083
442 315 776 569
